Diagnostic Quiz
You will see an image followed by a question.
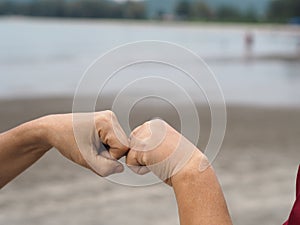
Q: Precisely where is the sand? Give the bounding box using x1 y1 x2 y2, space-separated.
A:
0 97 299 225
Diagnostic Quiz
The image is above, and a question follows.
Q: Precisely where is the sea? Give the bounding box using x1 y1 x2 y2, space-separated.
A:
1 17 300 107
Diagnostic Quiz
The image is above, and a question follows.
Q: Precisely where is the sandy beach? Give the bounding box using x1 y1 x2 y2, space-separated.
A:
0 97 299 225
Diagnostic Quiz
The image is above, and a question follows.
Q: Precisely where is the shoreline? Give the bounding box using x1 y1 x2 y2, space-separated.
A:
1 96 299 147
1 16 300 33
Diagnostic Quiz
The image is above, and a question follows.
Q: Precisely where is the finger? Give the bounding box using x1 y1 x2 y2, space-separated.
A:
91 154 124 177
99 112 129 159
110 116 129 150
109 146 128 160
129 120 166 153
83 140 125 176
128 123 151 152
98 146 114 159
126 150 150 175
129 165 150 175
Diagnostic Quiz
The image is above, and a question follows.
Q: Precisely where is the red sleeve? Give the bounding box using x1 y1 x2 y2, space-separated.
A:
283 165 300 225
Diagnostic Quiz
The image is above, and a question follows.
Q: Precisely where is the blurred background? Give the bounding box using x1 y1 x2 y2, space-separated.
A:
0 0 300 225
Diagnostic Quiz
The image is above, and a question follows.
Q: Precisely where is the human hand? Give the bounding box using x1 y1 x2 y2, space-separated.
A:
126 119 210 185
43 110 129 176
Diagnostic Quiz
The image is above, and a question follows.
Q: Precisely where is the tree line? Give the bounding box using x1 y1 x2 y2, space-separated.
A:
175 1 257 22
175 0 300 23
0 0 146 19
0 0 299 23
267 0 300 23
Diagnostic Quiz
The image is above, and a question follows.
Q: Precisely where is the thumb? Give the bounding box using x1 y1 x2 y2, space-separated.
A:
126 150 150 175
90 154 124 177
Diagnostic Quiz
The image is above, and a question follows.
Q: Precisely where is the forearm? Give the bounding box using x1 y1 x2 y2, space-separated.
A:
171 152 232 225
0 117 51 188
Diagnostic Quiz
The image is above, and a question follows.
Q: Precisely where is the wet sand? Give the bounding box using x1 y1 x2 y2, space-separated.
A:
0 97 299 225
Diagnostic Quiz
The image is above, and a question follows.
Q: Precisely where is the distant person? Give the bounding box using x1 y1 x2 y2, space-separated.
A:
245 31 254 57
297 36 300 54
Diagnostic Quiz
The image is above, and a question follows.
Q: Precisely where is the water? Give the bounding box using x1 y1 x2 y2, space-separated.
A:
0 17 300 107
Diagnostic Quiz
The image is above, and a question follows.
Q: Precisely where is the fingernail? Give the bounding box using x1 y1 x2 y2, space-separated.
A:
114 165 124 173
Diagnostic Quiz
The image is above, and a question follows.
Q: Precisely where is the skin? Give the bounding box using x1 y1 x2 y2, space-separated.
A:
127 119 233 225
0 113 232 224
0 111 129 188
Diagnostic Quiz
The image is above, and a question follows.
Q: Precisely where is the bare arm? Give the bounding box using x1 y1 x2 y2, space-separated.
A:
172 152 232 225
126 119 232 225
0 118 51 188
0 111 129 189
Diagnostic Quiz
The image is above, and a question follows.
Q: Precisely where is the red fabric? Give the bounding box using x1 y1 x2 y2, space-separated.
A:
283 165 300 225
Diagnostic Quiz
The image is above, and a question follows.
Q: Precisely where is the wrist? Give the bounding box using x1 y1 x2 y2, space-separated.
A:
170 150 210 186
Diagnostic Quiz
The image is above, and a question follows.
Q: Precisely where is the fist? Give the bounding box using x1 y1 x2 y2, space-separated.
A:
126 119 209 185
45 110 129 177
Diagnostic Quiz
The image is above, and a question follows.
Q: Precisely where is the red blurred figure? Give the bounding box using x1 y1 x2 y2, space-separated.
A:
283 165 300 225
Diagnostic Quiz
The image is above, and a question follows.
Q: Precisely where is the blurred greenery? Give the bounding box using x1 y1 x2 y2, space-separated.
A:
0 0 299 23
175 0 299 23
0 0 146 19
267 0 300 22
175 0 258 22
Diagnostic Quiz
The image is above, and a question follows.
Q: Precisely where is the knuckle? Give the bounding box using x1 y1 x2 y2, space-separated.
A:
131 124 144 137
96 110 115 123
149 118 166 126
126 150 138 165
104 110 116 119
95 110 115 130
125 155 131 165
141 152 148 166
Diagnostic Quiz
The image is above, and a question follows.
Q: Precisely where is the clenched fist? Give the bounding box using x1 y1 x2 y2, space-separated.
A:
126 119 210 185
45 110 129 176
